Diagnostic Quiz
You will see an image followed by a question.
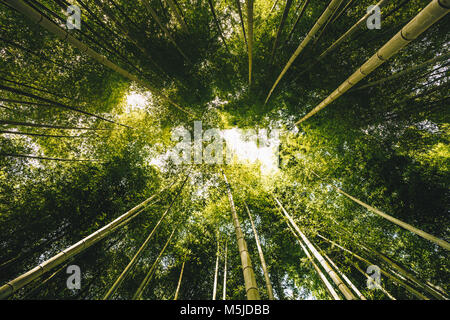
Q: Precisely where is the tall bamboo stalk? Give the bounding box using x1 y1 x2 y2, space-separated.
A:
212 235 220 300
223 240 228 300
316 233 430 300
265 0 343 103
165 0 189 32
247 0 254 86
316 243 366 299
5 0 193 116
274 196 356 299
103 172 190 299
235 0 248 50
222 172 260 300
286 0 310 44
285 220 340 299
142 0 191 63
295 0 450 124
133 228 176 300
208 0 231 54
245 201 274 299
351 260 396 300
0 186 169 299
353 52 450 91
174 256 186 300
270 0 293 64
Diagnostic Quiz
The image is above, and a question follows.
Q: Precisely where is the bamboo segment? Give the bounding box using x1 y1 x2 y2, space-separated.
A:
223 240 228 300
247 0 254 86
351 261 396 300
212 237 220 300
174 258 186 300
245 201 274 299
316 233 430 300
265 0 343 103
5 0 193 116
165 0 189 32
353 52 450 91
286 0 310 44
274 197 356 299
142 0 191 63
208 0 231 54
103 173 189 299
317 244 367 299
295 0 450 124
333 186 450 251
133 228 177 300
318 0 387 61
285 220 340 299
235 0 248 50
0 189 166 299
223 172 260 300
270 0 293 64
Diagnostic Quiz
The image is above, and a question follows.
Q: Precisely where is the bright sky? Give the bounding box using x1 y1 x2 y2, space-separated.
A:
126 92 280 174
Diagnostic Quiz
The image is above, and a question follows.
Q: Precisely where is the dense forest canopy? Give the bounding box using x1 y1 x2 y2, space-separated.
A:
0 0 448 300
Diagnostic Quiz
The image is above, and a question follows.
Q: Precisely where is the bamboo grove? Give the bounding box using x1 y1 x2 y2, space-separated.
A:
0 0 449 300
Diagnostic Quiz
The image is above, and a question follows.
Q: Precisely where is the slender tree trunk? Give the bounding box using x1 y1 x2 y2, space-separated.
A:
165 0 189 32
295 0 450 124
274 196 356 299
0 120 111 131
5 0 193 116
330 0 355 24
265 0 342 103
142 0 191 63
312 0 345 45
247 0 254 86
316 233 430 300
269 0 280 14
133 228 176 300
235 0 248 50
316 243 367 299
222 171 260 300
212 236 220 300
174 257 186 300
0 84 129 128
285 219 340 299
270 0 293 64
208 0 231 54
103 173 189 299
0 184 169 299
244 201 274 300
222 240 228 300
286 0 310 44
351 261 396 300
0 130 82 139
353 52 450 91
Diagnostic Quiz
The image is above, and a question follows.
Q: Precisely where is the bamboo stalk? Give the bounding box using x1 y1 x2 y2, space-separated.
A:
212 235 220 300
174 257 186 300
247 0 254 86
133 228 177 300
270 0 293 64
165 0 189 32
236 0 248 50
142 0 191 63
5 0 193 116
274 196 356 299
295 0 450 124
265 0 343 103
285 220 340 299
223 172 260 300
286 0 311 44
223 240 228 300
0 187 168 299
245 201 274 299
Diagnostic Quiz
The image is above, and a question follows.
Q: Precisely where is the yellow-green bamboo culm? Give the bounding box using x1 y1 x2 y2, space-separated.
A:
245 201 274 300
223 172 260 300
274 196 356 300
247 0 254 86
265 0 343 103
133 228 177 300
174 256 186 300
296 0 450 124
284 219 340 299
0 188 165 299
4 0 194 117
